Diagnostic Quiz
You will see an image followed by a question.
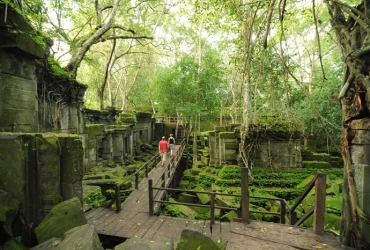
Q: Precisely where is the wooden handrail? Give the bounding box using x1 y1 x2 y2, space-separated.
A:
115 139 187 211
114 153 160 211
288 173 327 235
148 171 327 235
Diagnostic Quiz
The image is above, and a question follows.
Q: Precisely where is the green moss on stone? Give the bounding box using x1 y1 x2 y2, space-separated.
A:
218 132 236 139
176 229 226 250
302 161 331 169
3 238 28 250
48 57 69 78
34 197 87 244
85 124 105 135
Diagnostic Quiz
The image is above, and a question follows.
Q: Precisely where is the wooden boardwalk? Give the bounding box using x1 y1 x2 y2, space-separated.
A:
86 146 344 249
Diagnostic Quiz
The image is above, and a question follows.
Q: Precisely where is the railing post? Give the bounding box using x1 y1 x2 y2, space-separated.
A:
115 185 121 212
148 179 154 215
289 211 297 225
241 167 249 223
280 200 286 224
162 174 165 188
210 193 215 225
135 173 139 189
145 164 148 177
313 173 326 235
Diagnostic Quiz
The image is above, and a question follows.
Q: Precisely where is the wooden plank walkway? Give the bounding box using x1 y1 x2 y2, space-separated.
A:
86 145 344 249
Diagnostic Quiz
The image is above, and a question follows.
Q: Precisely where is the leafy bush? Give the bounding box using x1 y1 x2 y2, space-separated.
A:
197 172 217 187
84 188 106 208
218 165 241 179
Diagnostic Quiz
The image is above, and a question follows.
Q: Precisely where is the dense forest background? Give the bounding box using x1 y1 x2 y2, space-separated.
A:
20 0 343 152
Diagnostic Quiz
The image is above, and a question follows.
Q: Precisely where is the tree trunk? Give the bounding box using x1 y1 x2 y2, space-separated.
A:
324 1 370 248
65 0 121 79
192 114 198 165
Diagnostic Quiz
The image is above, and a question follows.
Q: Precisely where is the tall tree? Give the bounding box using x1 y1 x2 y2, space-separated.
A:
323 0 370 248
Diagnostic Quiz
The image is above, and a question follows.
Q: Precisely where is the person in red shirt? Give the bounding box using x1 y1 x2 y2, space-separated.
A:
158 136 169 166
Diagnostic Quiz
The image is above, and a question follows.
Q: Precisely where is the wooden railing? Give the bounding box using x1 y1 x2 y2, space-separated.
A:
113 153 161 211
155 116 178 124
288 173 327 234
113 139 187 212
148 168 327 235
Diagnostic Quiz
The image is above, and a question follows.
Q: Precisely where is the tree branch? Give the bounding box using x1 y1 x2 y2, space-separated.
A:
103 35 153 41
111 24 136 35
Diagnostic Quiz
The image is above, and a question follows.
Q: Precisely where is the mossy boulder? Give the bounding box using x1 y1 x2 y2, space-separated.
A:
220 210 237 222
31 224 103 250
195 187 211 205
176 229 225 250
34 197 87 244
115 237 173 250
166 201 198 218
178 193 198 204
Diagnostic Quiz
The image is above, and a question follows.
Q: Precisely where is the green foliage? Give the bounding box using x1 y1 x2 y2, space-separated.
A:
253 179 302 188
217 165 241 179
47 56 69 78
196 172 217 187
84 189 105 208
259 188 306 200
116 111 137 124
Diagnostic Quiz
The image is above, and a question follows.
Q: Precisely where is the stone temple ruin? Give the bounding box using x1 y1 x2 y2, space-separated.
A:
0 4 157 229
0 3 340 241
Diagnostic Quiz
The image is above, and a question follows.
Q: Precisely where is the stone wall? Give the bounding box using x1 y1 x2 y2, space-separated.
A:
0 133 84 227
253 139 301 168
207 125 302 168
83 109 154 168
0 5 44 133
0 4 86 134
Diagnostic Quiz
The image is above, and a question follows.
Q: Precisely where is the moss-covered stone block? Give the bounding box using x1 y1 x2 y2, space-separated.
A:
32 224 103 250
115 237 173 250
215 197 234 208
178 193 198 204
302 161 331 169
220 210 237 222
85 124 105 135
116 112 137 124
195 187 211 205
176 229 225 250
37 134 63 215
166 202 198 218
304 152 330 162
35 197 87 244
218 132 236 139
58 135 84 202
0 134 27 207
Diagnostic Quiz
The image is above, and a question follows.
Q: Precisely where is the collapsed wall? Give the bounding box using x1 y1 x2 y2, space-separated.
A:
206 124 302 168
